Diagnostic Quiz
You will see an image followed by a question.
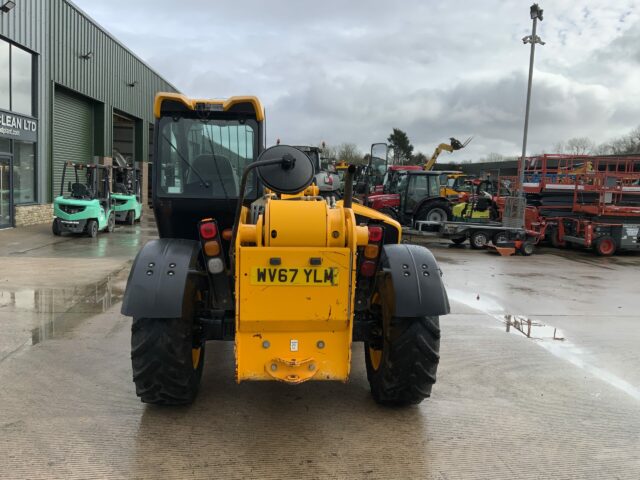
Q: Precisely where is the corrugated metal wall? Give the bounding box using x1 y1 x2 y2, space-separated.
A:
0 0 178 202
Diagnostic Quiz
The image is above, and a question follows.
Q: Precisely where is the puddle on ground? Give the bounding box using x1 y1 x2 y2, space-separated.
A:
503 314 565 341
447 288 640 402
0 268 127 345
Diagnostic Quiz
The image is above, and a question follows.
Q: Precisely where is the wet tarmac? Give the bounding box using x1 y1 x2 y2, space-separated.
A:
1 219 639 479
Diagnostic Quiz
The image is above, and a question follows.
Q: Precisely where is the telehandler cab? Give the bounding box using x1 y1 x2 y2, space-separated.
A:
121 93 449 406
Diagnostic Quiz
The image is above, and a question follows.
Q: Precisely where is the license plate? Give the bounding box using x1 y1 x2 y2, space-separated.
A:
62 221 79 225
251 267 339 286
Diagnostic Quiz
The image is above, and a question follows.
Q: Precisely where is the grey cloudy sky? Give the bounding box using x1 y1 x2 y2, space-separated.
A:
74 0 640 161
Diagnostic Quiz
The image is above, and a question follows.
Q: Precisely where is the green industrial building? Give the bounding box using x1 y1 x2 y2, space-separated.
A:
0 0 178 228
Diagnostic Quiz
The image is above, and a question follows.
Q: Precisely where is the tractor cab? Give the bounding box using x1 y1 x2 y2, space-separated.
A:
111 150 142 224
52 162 114 237
398 171 450 225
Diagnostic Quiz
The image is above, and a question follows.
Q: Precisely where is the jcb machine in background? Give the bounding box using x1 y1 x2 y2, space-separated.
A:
121 93 449 406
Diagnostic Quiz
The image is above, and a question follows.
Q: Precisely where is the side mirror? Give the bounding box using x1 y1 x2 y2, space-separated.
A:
231 145 315 260
255 145 315 195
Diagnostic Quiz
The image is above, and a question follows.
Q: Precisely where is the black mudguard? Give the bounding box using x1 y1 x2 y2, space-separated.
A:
121 238 201 319
380 243 450 317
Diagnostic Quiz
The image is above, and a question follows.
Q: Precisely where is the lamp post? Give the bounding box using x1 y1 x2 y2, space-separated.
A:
519 4 545 213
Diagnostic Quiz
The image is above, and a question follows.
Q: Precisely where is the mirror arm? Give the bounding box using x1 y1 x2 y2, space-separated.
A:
230 156 293 270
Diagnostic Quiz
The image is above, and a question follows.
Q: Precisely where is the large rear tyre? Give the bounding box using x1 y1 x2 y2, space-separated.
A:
131 317 205 405
126 210 135 225
365 276 441 406
415 201 451 224
52 219 61 236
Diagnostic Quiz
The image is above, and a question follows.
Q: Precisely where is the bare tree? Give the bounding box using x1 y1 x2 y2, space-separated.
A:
602 126 640 154
337 143 364 164
565 137 595 155
320 143 338 160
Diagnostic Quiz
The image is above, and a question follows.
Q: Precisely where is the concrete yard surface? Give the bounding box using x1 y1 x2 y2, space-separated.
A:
1 223 639 479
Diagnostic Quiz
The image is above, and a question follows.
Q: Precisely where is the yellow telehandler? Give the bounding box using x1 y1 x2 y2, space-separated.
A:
121 93 449 406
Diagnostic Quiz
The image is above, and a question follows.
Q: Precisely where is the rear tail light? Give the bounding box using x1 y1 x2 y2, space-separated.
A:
199 222 217 239
368 226 383 242
360 260 377 277
204 241 220 257
207 258 224 274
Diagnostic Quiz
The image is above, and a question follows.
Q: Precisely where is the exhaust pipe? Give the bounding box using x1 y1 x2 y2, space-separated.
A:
343 165 356 209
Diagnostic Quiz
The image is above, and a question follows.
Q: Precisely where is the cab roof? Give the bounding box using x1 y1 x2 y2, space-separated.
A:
154 92 264 121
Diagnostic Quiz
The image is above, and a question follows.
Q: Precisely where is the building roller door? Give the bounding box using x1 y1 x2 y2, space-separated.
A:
52 88 94 197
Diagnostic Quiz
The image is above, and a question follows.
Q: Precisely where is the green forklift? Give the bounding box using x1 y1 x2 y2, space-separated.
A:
52 162 115 237
111 151 142 224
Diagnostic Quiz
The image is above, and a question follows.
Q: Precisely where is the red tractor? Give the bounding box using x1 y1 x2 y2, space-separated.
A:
367 169 452 225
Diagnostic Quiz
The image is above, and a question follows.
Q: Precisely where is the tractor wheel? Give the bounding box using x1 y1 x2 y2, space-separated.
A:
493 231 508 245
469 230 489 249
450 237 466 245
415 201 450 224
127 210 135 225
594 236 616 256
87 219 98 238
365 275 440 406
107 212 115 233
131 317 205 405
52 219 61 236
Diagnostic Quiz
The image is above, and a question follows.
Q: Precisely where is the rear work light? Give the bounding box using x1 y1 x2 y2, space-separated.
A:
200 222 217 240
368 226 383 242
360 260 377 277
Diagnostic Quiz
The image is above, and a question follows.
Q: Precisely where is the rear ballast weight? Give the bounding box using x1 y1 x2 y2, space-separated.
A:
121 93 450 407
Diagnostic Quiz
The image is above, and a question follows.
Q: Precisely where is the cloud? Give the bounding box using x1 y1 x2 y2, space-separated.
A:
75 0 640 159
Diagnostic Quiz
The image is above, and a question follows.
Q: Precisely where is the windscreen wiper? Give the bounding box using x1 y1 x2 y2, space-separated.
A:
161 134 210 188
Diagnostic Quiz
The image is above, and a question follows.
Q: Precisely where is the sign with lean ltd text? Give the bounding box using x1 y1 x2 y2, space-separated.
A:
0 110 38 142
